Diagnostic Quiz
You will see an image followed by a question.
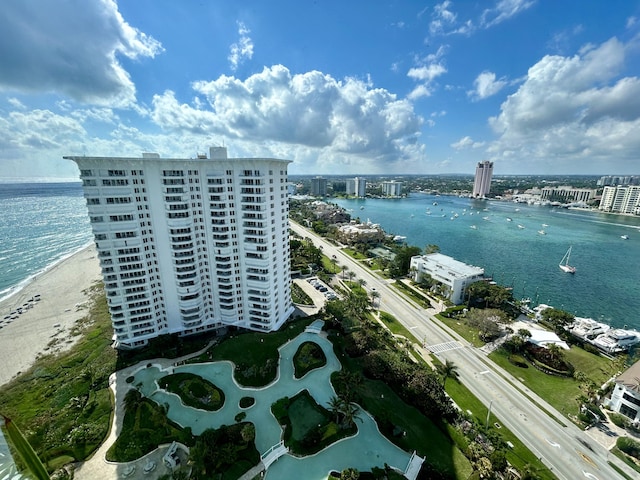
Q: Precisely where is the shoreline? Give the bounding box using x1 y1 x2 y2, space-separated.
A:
0 243 103 386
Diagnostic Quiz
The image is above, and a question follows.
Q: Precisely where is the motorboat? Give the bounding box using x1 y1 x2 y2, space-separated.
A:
621 235 629 240
569 318 610 340
591 329 640 353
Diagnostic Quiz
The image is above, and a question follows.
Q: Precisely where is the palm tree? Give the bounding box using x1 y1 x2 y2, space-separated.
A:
347 271 356 283
437 359 459 388
1 415 50 480
357 278 366 289
330 255 338 273
370 290 380 309
341 265 349 280
327 395 344 424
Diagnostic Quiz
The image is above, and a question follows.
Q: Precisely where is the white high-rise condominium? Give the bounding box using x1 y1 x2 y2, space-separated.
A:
346 177 367 197
65 147 294 349
472 161 493 198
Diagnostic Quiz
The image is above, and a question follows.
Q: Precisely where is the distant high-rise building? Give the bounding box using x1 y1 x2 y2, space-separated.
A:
65 147 294 349
472 161 493 198
599 185 640 214
381 181 403 197
310 176 328 196
346 177 367 197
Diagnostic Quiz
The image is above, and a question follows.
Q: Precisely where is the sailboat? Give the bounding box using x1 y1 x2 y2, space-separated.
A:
559 246 576 274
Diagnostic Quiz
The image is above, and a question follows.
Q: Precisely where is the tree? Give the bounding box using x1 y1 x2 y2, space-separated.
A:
123 388 143 414
341 265 349 280
437 359 459 388
389 245 422 278
330 255 338 273
425 244 440 254
340 467 360 480
357 278 366 288
370 290 380 309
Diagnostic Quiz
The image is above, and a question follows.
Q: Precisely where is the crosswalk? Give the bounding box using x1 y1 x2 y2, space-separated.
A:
425 340 464 354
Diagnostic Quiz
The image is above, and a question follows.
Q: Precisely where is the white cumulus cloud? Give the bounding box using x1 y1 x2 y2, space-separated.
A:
451 136 485 149
150 65 424 171
0 0 163 107
468 71 508 100
488 36 640 171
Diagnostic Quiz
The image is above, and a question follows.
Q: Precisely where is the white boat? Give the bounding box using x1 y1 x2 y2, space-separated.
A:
591 329 640 353
621 235 629 240
559 246 576 273
542 223 549 227
517 224 525 229
506 217 512 222
470 225 477 230
538 229 546 235
569 318 610 340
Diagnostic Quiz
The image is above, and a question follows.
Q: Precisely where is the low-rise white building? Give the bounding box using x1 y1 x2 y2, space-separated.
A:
410 253 484 304
606 360 640 423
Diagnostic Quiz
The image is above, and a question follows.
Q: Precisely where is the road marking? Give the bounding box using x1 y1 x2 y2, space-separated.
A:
426 341 463 353
583 472 599 479
409 326 419 330
478 370 490 375
545 438 560 448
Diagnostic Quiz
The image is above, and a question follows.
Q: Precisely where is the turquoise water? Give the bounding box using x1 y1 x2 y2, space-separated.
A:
0 183 92 301
132 324 412 478
334 194 640 330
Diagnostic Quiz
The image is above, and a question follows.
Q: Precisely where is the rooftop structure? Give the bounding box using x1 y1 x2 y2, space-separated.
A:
65 147 294 349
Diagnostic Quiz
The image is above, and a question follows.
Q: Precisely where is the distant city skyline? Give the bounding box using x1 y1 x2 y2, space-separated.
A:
1 1 640 180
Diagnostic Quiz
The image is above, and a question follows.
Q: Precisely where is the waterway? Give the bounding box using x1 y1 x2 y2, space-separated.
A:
333 194 640 330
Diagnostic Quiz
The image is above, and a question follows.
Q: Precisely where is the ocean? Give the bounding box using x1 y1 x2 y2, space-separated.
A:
0 182 93 302
334 194 640 330
1 184 639 331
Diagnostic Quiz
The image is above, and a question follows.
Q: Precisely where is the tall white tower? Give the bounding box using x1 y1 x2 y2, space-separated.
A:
65 147 294 349
472 161 493 198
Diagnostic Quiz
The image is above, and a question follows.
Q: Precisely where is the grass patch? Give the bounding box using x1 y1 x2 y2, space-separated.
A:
392 280 431 309
188 316 315 387
611 447 640 475
342 248 368 260
358 377 472 479
437 314 486 348
159 372 224 411
378 311 420 344
271 391 354 456
293 341 327 378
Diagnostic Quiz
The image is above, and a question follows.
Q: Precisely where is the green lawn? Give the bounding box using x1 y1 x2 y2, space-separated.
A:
437 314 485 347
190 316 315 387
288 393 328 441
377 311 420 344
489 346 616 417
358 378 473 479
293 341 327 378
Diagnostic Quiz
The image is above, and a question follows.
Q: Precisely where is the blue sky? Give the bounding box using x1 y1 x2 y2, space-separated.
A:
1 0 640 179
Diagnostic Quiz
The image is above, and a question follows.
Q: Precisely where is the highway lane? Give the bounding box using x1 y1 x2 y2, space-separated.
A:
290 221 635 480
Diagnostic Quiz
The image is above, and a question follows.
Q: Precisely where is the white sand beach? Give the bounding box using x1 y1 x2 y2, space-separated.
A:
0 244 103 386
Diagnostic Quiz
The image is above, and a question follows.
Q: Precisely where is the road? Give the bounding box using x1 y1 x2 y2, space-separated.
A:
290 221 636 480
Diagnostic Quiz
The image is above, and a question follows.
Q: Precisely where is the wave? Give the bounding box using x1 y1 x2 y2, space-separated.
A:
0 241 93 305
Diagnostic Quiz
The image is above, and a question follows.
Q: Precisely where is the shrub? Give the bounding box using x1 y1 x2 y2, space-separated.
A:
239 396 255 408
609 412 628 428
616 436 640 460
